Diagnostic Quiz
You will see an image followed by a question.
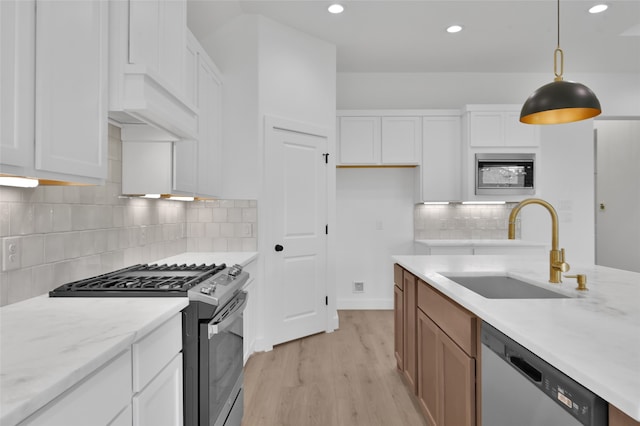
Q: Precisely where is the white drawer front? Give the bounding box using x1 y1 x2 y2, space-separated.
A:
132 313 182 392
133 353 184 426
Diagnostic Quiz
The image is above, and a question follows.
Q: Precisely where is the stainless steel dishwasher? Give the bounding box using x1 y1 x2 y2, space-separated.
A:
481 322 607 426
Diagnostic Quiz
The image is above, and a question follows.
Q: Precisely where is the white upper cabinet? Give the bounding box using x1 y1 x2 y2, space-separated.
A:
187 31 223 198
338 116 381 165
35 0 108 181
120 125 194 197
465 105 539 148
420 115 462 201
1 0 108 184
120 33 223 198
1 0 34 174
381 117 422 165
109 0 198 140
337 113 421 165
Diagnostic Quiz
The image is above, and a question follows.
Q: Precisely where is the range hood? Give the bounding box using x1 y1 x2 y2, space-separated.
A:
108 0 198 140
120 124 198 199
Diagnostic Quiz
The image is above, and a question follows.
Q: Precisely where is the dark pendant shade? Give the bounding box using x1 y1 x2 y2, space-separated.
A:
520 80 601 125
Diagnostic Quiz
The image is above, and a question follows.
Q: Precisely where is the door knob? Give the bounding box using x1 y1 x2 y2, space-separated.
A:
274 244 284 252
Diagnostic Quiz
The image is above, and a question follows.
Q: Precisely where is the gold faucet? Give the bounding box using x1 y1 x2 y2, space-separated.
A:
508 198 570 283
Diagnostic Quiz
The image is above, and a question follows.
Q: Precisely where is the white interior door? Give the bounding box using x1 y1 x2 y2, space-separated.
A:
595 120 640 272
265 117 328 346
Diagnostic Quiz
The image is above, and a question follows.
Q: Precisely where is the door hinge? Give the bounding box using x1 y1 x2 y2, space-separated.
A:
323 153 329 164
325 296 328 306
325 224 328 235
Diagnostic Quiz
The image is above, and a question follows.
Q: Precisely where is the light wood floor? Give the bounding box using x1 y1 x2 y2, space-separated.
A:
242 310 427 426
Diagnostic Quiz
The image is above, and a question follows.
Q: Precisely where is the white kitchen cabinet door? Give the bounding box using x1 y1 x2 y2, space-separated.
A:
129 0 185 94
421 116 461 201
0 0 34 174
466 106 539 148
381 116 421 165
504 111 540 147
195 51 223 198
34 0 108 180
132 353 184 426
468 111 504 147
338 116 381 164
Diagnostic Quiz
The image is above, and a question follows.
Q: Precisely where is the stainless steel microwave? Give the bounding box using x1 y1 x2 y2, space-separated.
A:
475 153 535 195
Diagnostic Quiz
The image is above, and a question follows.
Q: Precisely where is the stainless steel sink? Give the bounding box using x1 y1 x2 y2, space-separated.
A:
443 275 570 299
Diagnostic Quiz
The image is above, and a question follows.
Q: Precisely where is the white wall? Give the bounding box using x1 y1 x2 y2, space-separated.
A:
520 120 596 265
259 18 337 132
336 168 415 309
337 72 640 116
201 15 337 348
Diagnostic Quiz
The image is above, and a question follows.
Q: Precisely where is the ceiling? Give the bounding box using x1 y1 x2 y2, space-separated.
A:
187 0 640 74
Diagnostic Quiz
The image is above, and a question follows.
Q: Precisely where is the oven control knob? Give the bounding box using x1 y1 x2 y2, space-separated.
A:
200 285 215 295
228 264 243 277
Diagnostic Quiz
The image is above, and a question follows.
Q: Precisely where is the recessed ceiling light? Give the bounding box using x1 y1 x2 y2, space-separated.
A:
328 4 344 14
446 25 463 33
588 4 608 13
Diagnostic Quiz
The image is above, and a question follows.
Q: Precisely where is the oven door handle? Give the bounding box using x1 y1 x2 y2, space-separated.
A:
208 291 248 339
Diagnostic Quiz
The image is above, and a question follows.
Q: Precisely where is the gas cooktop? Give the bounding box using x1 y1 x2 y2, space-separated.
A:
49 263 226 297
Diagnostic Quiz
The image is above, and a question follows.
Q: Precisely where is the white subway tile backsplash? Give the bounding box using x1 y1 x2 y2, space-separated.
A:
22 235 44 268
0 124 257 307
414 203 518 240
228 208 242 223
212 208 227 223
220 223 235 238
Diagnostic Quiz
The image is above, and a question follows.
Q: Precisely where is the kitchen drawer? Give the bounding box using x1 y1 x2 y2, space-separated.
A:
21 349 132 426
133 353 183 426
394 263 404 289
132 313 182 392
417 281 477 357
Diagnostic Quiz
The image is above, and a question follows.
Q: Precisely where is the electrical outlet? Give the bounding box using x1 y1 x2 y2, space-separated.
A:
353 281 364 293
2 237 22 272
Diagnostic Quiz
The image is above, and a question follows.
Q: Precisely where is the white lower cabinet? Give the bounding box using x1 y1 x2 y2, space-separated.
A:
133 354 183 426
20 349 132 426
110 406 133 426
19 314 183 426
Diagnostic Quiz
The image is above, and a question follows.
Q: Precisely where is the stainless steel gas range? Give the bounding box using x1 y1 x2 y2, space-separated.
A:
49 262 249 426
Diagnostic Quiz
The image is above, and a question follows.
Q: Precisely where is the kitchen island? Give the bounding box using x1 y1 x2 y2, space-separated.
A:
0 251 257 426
393 254 640 422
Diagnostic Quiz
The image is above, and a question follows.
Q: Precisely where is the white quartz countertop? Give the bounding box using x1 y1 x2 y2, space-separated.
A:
152 251 258 267
0 296 188 426
0 251 257 426
415 239 547 247
392 254 640 421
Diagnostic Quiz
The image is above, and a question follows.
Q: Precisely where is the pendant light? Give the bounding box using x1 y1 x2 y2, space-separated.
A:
520 0 601 125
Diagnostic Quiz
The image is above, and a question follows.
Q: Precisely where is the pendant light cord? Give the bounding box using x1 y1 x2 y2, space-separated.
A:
553 0 564 81
557 0 560 48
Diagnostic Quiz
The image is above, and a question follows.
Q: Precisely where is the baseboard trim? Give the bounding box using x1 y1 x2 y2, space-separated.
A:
337 298 393 310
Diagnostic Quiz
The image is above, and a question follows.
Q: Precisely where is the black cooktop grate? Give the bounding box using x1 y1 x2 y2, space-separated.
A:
49 263 226 297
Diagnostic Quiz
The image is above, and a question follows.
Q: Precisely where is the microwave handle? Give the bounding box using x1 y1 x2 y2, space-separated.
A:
207 292 248 339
